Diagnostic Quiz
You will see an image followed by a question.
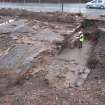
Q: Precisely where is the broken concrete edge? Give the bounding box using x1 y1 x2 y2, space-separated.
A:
0 19 15 26
98 27 105 32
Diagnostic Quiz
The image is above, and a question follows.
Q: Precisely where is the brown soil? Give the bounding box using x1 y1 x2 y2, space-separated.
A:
0 9 105 105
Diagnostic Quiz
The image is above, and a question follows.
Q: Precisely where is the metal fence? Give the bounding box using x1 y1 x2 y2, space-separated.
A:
0 0 83 13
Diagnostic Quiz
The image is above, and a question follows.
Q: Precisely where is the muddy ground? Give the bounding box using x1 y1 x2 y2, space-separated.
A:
0 9 105 105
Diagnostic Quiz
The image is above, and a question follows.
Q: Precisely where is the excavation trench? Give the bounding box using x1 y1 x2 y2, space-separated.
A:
45 19 101 89
33 19 103 89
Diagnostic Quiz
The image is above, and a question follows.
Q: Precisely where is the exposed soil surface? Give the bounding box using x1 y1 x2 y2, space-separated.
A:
0 10 105 105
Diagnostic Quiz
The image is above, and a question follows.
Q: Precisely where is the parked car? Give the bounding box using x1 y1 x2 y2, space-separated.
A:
86 0 105 9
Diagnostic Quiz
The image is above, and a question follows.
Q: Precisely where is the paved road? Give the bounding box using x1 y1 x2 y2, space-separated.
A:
0 2 105 19
0 2 85 12
0 2 104 13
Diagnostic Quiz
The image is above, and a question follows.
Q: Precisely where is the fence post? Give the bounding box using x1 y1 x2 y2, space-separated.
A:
61 0 63 13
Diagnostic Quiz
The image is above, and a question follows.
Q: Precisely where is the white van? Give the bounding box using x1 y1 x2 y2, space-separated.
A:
86 0 105 9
